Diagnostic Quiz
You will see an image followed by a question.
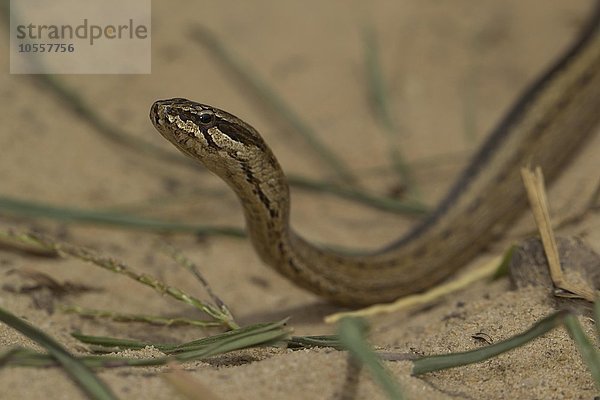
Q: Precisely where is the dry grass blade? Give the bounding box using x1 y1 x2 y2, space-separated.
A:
3 231 237 329
0 229 58 257
160 243 235 325
520 167 595 300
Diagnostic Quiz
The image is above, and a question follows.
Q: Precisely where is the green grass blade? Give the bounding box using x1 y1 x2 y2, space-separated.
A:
563 313 600 390
412 310 567 375
1 345 167 369
171 319 288 352
0 306 117 400
491 245 516 280
9 320 292 369
363 25 398 135
0 346 69 368
62 306 223 329
0 196 245 237
0 191 428 239
71 333 155 351
72 320 290 358
174 320 290 359
362 24 420 201
189 25 356 184
287 335 344 350
338 318 404 400
287 176 429 216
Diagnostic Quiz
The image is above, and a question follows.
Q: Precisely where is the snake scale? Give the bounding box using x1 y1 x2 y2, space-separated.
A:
151 5 600 306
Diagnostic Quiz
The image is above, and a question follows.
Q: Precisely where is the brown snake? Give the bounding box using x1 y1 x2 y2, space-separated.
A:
151 6 600 306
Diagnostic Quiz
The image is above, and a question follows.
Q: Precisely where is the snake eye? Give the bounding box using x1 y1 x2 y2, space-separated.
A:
198 110 215 125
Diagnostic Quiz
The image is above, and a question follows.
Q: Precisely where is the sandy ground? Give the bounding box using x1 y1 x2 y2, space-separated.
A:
1 0 600 399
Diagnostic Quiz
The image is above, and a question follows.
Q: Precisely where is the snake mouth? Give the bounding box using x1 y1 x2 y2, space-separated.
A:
149 100 172 135
150 99 185 144
150 101 162 127
150 99 208 162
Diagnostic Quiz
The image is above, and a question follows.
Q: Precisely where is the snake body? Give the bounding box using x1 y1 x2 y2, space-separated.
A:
151 7 600 306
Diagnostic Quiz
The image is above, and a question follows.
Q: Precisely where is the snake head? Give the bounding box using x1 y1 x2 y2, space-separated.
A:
150 98 285 194
150 98 273 175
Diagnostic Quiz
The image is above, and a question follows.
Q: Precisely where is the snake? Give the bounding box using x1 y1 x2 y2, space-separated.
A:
150 5 600 306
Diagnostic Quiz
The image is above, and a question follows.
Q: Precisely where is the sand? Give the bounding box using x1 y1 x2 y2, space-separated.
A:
1 0 599 398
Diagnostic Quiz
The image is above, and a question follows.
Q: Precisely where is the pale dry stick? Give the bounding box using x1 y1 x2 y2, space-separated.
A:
511 177 600 238
325 255 503 323
520 167 596 301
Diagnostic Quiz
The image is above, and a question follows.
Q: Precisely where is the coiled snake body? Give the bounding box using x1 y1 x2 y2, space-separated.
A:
151 8 600 306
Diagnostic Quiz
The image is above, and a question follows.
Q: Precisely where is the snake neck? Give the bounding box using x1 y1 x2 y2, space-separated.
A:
229 152 293 264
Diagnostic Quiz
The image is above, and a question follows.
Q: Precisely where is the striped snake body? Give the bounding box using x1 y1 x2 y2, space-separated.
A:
151 6 600 306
